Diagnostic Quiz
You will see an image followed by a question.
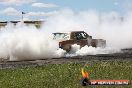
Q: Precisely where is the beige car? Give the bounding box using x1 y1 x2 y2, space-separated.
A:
53 31 106 52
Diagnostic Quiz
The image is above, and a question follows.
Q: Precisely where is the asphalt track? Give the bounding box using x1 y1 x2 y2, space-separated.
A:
0 49 132 69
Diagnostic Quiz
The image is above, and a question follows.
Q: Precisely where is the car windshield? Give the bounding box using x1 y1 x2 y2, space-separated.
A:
76 32 88 39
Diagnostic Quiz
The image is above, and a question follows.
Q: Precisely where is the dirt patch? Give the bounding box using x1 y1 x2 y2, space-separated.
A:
0 49 132 69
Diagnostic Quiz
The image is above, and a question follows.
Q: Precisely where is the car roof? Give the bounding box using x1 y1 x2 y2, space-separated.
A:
53 31 85 34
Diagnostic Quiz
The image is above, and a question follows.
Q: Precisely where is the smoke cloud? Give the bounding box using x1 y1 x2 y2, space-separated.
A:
43 9 132 48
0 9 132 61
0 22 65 61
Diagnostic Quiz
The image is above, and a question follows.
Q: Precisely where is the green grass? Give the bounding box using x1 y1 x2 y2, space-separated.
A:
0 60 132 88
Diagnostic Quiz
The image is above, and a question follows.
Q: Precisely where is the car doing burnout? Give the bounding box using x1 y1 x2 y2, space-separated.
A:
53 31 106 52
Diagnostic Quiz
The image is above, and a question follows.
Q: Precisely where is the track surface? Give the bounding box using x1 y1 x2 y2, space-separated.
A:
0 49 132 69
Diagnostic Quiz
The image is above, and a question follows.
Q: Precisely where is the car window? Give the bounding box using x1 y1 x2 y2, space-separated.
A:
53 33 70 40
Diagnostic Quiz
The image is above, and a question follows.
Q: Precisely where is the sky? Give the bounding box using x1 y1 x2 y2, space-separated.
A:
0 0 131 21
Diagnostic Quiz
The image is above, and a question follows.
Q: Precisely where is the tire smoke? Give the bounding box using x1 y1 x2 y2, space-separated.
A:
1 9 132 61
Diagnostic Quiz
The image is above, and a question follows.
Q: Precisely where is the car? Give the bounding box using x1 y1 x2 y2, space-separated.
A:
53 31 106 52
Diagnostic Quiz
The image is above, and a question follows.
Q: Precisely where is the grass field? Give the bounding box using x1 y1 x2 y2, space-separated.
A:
0 60 132 88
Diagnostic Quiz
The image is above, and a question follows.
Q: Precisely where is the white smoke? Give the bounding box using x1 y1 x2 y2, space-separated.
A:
0 22 65 61
67 44 120 57
0 9 132 61
43 9 132 48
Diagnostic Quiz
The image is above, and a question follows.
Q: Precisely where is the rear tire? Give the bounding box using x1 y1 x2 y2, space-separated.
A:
63 44 71 52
